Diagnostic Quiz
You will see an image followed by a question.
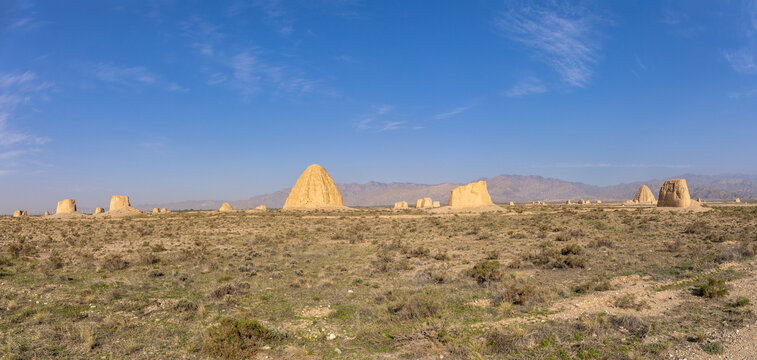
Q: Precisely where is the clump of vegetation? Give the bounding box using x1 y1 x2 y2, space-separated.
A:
388 291 440 320
494 278 545 306
466 260 503 285
102 254 127 271
528 243 587 269
613 294 649 311
203 318 286 359
485 325 529 354
700 341 724 354
694 277 728 299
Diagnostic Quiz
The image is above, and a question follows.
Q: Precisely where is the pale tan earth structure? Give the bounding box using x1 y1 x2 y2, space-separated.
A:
12 210 27 217
585 200 591 204
735 198 741 203
160 208 169 213
44 211 50 216
109 196 131 211
219 203 233 212
56 199 77 214
432 201 441 208
255 205 266 211
152 208 159 214
509 202 515 206
283 164 345 210
94 208 105 214
448 181 495 208
578 199 586 205
566 200 572 205
415 198 433 209
633 185 656 204
394 201 408 209
596 200 602 204
657 179 692 208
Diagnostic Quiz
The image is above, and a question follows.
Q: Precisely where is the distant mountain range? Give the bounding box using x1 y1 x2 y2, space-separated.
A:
136 173 757 210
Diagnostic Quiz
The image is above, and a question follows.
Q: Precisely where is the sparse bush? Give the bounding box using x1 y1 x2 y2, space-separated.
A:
694 277 728 299
409 246 430 258
611 314 649 338
494 279 544 306
683 221 710 234
388 291 440 320
102 254 128 271
485 325 529 354
466 260 503 285
700 341 724 354
613 294 649 311
203 318 285 359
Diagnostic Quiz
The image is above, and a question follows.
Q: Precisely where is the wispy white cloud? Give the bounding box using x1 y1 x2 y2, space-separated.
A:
724 48 757 75
503 77 547 97
356 105 407 132
432 105 472 120
727 87 757 99
181 17 330 98
532 163 692 169
89 63 188 92
495 4 604 88
0 71 53 175
226 0 295 35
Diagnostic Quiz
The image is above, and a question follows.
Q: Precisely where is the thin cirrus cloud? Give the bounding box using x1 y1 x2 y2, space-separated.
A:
723 48 757 75
0 71 53 175
89 63 188 92
180 17 327 98
503 77 547 97
494 4 603 88
431 105 472 120
356 105 407 132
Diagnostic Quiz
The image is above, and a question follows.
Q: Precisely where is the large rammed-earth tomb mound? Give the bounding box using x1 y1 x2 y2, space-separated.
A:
219 203 233 212
282 164 345 210
657 179 692 208
56 199 77 214
633 185 656 204
448 181 495 208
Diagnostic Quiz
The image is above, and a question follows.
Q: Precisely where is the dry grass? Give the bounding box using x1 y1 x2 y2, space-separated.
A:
0 204 755 358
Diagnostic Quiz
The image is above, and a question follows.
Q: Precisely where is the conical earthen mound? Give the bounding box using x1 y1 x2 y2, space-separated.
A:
633 185 656 204
657 179 692 208
219 203 233 212
283 164 345 209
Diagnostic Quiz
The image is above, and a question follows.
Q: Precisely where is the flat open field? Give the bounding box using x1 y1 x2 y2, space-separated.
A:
1 204 756 359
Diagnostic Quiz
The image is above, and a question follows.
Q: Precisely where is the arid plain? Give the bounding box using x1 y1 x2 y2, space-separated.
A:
2 202 756 358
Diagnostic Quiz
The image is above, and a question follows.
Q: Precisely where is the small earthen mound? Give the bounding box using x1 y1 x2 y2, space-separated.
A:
432 201 441 208
633 185 656 204
152 208 159 214
448 181 495 208
283 164 346 210
415 198 433 209
13 210 27 217
394 201 408 209
94 208 105 214
735 198 741 203
44 211 50 216
657 179 692 208
219 203 233 212
578 199 586 205
509 201 515 206
566 200 572 205
255 205 266 211
161 208 169 213
596 200 602 204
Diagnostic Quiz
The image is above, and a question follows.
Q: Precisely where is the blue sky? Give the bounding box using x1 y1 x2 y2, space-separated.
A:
1 0 756 212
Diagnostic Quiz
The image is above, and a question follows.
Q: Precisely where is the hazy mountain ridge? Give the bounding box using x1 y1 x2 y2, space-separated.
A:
135 174 757 210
